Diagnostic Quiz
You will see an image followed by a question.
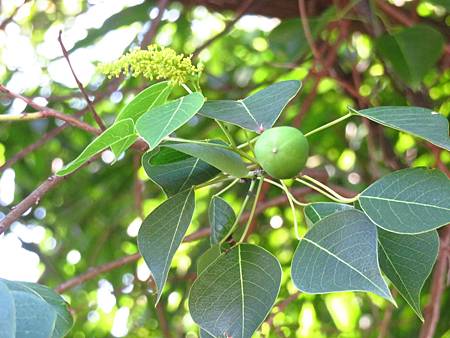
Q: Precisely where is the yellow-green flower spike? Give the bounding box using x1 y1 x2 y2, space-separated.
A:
98 44 203 86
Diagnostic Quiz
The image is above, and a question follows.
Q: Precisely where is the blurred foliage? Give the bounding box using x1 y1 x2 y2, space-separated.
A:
0 0 449 337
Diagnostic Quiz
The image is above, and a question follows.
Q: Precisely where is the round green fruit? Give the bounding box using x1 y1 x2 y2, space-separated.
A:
254 126 309 179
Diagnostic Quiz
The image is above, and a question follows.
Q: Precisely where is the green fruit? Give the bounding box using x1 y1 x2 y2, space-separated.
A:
254 126 309 179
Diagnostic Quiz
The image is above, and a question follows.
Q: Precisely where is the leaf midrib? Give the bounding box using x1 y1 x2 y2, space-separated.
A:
360 196 450 211
302 237 390 298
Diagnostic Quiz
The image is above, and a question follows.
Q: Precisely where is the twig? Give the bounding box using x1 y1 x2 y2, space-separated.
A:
57 31 106 130
0 84 100 135
0 0 29 30
54 227 210 293
192 0 255 58
377 289 397 338
141 0 170 48
420 225 450 338
298 0 324 67
155 303 172 338
266 292 300 327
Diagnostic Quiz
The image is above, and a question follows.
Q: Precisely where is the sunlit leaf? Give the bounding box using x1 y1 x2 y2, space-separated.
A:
199 80 301 132
111 81 172 156
189 244 282 338
378 228 439 319
137 189 195 303
165 142 249 178
352 106 450 151
57 118 135 176
359 168 450 234
291 209 393 302
142 147 220 196
136 92 204 148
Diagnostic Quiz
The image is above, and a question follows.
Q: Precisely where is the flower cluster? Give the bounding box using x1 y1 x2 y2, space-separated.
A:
98 44 203 86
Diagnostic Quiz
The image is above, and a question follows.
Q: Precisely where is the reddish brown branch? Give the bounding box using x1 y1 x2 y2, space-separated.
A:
298 0 323 66
155 303 172 338
266 292 301 327
57 31 106 130
141 0 170 48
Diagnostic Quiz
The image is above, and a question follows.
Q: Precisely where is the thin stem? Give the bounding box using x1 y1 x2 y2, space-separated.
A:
195 175 231 190
264 178 309 207
216 120 236 148
220 179 256 245
214 178 240 197
243 129 256 156
304 112 353 137
237 135 258 149
239 177 264 243
181 83 193 94
295 178 359 204
280 180 301 240
301 175 343 200
0 112 44 121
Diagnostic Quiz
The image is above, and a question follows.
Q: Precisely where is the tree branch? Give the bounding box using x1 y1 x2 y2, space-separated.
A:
141 0 170 48
57 30 106 130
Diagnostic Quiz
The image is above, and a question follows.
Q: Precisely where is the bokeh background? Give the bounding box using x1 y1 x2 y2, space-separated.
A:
0 0 449 337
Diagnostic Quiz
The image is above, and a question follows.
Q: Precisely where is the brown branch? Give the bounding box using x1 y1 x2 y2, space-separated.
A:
298 0 324 67
57 31 106 130
141 0 170 48
420 225 450 338
266 292 301 327
377 289 397 338
155 303 172 338
0 84 100 135
192 0 255 58
0 0 29 30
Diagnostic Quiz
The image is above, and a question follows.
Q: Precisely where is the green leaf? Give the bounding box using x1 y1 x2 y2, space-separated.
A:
352 106 450 151
304 202 353 228
136 92 205 149
268 8 335 61
0 281 14 338
199 80 301 132
359 167 450 234
2 280 73 338
164 142 249 178
189 244 282 338
111 81 172 156
378 228 439 320
375 25 444 86
209 196 236 244
56 118 135 176
291 209 393 302
142 147 220 196
137 189 195 303
197 245 221 275
426 0 450 10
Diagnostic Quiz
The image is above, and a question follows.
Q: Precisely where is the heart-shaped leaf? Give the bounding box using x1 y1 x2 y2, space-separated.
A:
209 196 236 244
378 228 439 320
375 25 444 86
291 209 393 302
359 167 450 234
142 147 220 196
165 142 249 178
57 118 135 176
351 106 450 151
0 281 14 338
138 189 195 303
189 244 282 338
136 92 204 148
199 80 301 132
304 202 353 228
111 81 172 156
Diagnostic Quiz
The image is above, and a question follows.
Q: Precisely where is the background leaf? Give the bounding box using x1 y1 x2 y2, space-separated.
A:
375 24 444 86
291 209 393 301
111 81 172 156
189 244 282 338
142 147 220 196
359 167 450 234
352 106 450 150
57 118 135 176
0 281 14 338
378 228 439 320
209 196 236 244
165 142 249 178
199 80 301 132
137 189 195 303
304 202 353 228
136 92 204 148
